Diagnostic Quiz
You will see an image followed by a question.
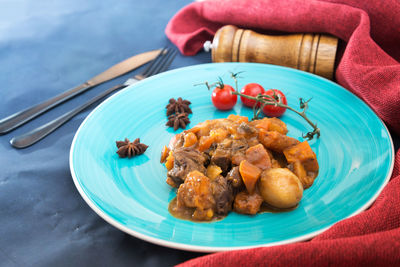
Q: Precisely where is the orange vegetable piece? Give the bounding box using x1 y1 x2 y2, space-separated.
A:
209 128 229 142
165 151 174 171
227 114 249 124
239 160 262 194
267 117 288 135
206 165 222 180
253 118 270 131
198 136 215 152
183 132 198 147
283 141 316 164
245 144 271 170
187 126 201 134
160 145 170 163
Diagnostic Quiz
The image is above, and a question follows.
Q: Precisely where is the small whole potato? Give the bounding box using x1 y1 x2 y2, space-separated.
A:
259 168 303 209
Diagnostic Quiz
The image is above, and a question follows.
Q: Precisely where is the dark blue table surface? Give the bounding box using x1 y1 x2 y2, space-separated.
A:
1 1 398 266
0 1 208 266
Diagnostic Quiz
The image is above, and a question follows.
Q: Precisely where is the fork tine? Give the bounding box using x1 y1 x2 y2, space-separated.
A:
140 47 168 77
157 49 177 74
145 48 174 77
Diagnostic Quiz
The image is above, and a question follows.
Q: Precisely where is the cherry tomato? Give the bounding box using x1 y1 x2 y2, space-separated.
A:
240 83 265 107
211 85 237 110
262 89 287 117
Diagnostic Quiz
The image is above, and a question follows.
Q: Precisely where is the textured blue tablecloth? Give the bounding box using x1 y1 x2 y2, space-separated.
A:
1 1 399 266
0 1 208 266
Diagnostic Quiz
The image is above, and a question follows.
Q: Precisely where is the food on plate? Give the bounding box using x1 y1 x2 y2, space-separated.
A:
161 115 319 221
259 168 303 209
116 138 148 158
165 97 192 130
200 73 320 140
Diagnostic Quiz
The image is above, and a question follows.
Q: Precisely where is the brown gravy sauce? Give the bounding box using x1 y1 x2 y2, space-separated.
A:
168 197 297 222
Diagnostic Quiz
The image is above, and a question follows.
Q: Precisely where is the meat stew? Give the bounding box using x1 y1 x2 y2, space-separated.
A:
161 115 319 221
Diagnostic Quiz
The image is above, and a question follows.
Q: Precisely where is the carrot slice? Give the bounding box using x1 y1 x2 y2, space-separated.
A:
239 160 262 194
183 132 198 147
198 136 215 152
165 151 174 171
252 118 270 131
283 141 316 164
160 145 170 163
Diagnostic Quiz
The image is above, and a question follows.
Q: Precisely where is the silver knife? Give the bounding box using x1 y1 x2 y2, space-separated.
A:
0 49 161 134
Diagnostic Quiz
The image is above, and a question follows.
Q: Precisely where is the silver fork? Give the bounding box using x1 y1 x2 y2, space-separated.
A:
10 47 177 148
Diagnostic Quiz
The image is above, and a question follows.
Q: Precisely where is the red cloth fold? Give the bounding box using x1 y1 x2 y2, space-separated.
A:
165 0 400 265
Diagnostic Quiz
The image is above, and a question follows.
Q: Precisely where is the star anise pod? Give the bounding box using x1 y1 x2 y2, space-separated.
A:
166 97 192 115
116 138 148 158
166 113 190 130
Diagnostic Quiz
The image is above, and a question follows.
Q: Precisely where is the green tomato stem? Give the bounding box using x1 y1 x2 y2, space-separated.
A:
232 91 320 140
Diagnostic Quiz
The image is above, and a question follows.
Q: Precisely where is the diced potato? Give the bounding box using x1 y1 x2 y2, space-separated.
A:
206 165 222 180
239 160 262 194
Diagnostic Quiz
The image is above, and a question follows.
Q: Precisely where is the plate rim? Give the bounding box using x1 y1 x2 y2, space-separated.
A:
69 62 395 252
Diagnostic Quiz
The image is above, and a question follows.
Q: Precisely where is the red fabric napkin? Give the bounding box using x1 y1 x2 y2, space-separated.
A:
165 0 400 265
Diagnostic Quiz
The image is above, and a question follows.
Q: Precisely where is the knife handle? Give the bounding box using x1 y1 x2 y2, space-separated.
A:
10 84 126 148
0 83 93 134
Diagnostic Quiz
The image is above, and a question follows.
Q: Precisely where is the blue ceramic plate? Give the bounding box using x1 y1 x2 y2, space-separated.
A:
70 63 394 252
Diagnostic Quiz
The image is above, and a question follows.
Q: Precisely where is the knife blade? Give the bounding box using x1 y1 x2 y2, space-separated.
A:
0 49 161 134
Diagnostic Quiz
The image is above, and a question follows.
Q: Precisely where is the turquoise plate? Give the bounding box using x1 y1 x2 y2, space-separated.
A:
70 63 394 252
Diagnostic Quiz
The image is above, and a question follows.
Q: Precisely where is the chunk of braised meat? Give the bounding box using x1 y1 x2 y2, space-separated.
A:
226 166 243 189
167 147 207 186
233 191 263 215
258 130 300 152
231 139 249 165
245 144 272 170
211 176 234 215
177 171 215 221
237 122 257 137
168 133 184 150
211 147 231 173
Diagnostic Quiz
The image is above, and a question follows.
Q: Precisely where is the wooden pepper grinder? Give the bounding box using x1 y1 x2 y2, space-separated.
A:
204 25 338 80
